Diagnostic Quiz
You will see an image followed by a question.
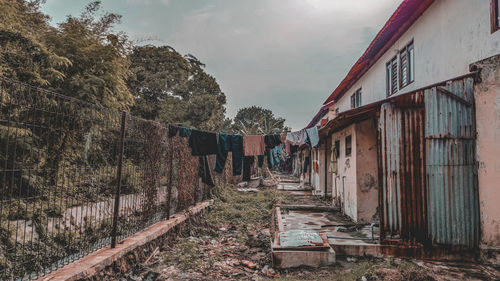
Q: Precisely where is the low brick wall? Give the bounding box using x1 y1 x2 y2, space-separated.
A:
41 200 213 281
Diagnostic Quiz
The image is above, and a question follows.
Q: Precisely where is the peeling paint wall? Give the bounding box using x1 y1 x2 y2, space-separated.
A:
355 118 379 223
473 55 500 248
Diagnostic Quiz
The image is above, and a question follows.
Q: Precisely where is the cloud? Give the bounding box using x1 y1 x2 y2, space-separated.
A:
42 0 401 130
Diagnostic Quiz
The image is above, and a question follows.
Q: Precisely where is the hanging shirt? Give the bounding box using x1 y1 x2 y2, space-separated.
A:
243 135 265 156
188 130 218 156
305 126 319 148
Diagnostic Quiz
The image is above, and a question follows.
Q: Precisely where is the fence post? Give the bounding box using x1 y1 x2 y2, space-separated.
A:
166 139 174 219
111 111 126 248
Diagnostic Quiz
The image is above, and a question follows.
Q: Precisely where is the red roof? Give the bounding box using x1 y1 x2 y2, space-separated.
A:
322 0 434 105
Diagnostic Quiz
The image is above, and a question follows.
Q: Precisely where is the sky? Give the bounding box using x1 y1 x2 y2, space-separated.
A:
41 0 401 131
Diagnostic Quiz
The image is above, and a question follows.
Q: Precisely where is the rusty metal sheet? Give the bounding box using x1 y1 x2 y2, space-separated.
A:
424 78 479 248
379 92 427 243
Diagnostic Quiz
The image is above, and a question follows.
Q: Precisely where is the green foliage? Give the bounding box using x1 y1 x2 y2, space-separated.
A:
233 106 290 135
128 45 227 130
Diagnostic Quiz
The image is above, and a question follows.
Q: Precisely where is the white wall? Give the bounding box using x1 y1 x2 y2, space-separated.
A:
336 0 500 112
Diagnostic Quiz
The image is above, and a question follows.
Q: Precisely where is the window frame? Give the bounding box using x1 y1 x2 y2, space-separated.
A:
350 88 362 109
492 0 500 33
399 41 414 89
386 55 398 97
345 135 352 157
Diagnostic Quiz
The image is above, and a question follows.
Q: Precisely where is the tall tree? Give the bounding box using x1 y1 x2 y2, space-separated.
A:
233 106 290 135
128 45 227 131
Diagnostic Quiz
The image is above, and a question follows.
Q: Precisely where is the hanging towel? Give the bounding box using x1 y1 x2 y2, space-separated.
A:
168 124 178 138
305 126 319 148
188 130 218 156
285 141 291 154
230 134 244 176
178 126 192 138
243 135 265 156
199 155 215 187
264 134 281 149
286 130 307 145
214 134 231 173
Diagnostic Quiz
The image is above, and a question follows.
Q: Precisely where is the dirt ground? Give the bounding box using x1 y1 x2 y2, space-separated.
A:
105 182 499 281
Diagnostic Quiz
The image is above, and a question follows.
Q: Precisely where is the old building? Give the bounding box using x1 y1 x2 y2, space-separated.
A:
304 0 499 259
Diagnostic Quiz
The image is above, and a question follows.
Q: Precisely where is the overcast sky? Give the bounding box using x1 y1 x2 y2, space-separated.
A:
42 0 401 130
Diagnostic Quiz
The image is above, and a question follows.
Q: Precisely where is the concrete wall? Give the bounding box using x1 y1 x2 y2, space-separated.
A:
336 0 500 112
331 124 357 221
473 55 500 249
355 118 379 223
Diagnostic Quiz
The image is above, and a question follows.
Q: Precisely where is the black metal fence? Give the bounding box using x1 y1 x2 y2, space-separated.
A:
0 77 213 280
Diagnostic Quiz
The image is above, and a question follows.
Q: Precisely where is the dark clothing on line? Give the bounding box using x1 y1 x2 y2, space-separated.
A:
242 156 254 182
258 155 264 168
199 156 215 187
178 126 192 138
264 134 282 149
231 134 244 175
214 134 230 173
168 125 178 138
188 130 218 156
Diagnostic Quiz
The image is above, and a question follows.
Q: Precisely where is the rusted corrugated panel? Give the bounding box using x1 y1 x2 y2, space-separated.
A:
425 77 479 248
379 91 427 243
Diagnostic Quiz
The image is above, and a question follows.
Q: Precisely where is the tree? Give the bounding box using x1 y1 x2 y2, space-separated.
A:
233 106 290 135
128 45 227 131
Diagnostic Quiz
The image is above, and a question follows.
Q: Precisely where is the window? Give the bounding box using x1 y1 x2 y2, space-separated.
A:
492 0 500 33
399 42 414 88
335 140 340 158
386 56 398 96
345 135 352 157
350 88 362 109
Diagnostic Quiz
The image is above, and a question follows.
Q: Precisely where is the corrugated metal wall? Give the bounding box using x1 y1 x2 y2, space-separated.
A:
379 92 427 243
379 77 479 248
425 78 479 248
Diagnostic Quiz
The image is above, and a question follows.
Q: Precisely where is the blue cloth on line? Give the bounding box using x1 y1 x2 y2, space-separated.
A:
306 126 319 148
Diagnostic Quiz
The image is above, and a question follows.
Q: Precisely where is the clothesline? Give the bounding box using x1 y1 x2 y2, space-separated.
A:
165 123 319 186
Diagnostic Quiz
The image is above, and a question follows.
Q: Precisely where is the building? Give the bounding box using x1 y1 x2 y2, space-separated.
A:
305 0 499 260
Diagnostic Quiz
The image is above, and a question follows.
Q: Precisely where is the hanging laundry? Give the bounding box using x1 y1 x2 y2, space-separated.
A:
214 134 231 173
264 134 282 149
199 155 215 187
178 126 192 138
266 147 274 168
305 126 319 148
168 124 178 138
280 133 287 144
230 134 244 176
243 135 265 156
285 141 291 154
188 130 218 156
290 144 299 154
286 130 307 145
257 155 264 168
242 156 254 182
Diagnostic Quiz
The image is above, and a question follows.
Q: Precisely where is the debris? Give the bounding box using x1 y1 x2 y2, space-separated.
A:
265 267 280 278
346 256 358 262
241 260 257 269
144 247 159 264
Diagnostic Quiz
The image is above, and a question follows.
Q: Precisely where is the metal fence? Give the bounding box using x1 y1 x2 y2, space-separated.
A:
0 77 216 280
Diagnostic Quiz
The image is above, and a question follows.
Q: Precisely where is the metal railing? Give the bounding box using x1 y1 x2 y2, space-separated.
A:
0 77 215 280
